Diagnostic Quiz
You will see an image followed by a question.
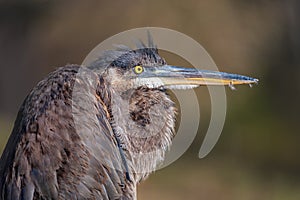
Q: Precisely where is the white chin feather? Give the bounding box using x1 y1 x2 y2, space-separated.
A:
165 85 199 90
134 78 199 90
134 78 164 88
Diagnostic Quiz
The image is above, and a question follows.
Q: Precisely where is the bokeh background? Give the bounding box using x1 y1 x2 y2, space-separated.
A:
0 0 299 199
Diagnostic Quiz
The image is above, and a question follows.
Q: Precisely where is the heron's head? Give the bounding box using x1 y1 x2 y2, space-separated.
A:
94 47 258 92
87 44 258 176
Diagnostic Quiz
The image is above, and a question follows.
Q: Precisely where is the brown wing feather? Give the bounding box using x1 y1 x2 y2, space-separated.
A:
0 65 134 200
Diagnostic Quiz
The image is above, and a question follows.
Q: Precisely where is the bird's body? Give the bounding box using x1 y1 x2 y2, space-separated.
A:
0 42 258 200
0 65 176 199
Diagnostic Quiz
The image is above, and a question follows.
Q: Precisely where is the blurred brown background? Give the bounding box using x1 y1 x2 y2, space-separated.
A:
0 0 300 199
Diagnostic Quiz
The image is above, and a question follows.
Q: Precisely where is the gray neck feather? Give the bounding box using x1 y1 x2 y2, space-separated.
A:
110 86 176 182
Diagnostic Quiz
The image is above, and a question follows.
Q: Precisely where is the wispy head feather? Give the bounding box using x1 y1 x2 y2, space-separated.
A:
88 34 165 72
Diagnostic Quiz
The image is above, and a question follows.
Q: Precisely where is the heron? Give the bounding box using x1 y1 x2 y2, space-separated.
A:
0 38 258 200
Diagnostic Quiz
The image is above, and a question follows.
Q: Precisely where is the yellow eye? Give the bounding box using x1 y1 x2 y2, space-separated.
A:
133 65 144 74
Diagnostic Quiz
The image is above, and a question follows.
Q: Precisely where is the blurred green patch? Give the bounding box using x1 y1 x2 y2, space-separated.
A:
139 157 300 200
0 116 13 154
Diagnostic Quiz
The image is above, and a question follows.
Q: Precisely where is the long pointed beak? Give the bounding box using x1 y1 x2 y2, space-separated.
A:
142 65 258 88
